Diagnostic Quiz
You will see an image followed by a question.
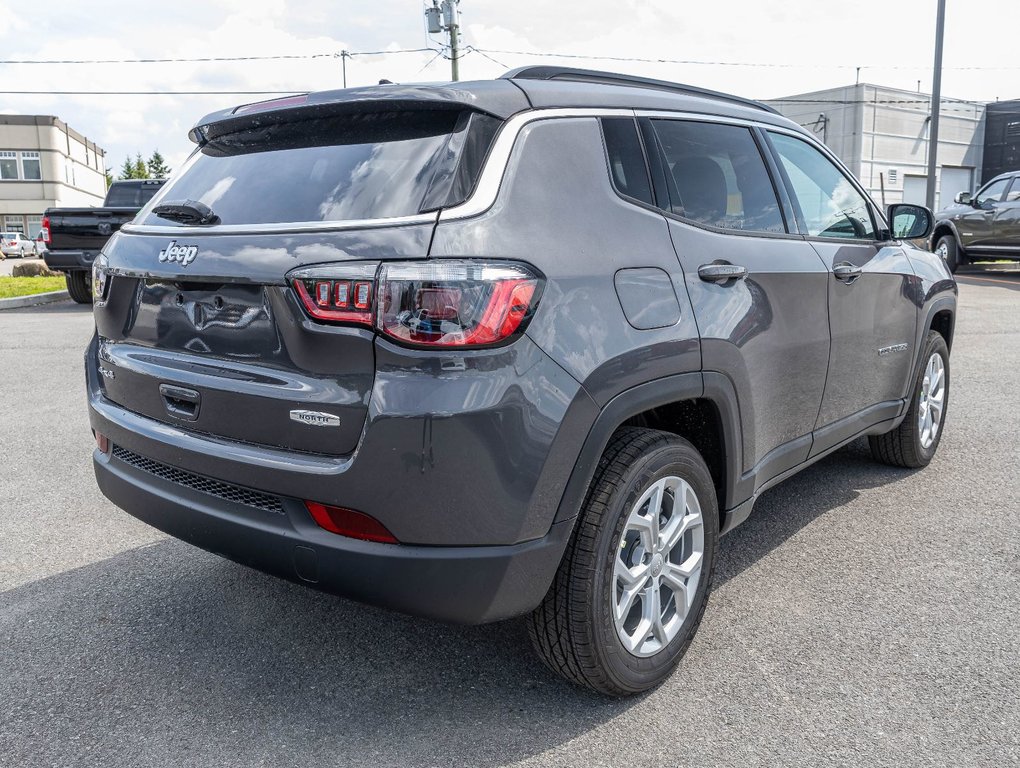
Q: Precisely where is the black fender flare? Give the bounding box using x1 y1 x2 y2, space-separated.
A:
552 371 746 530
930 219 965 254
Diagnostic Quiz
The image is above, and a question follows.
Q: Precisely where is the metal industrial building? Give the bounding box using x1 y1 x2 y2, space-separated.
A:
767 84 986 211
0 115 108 238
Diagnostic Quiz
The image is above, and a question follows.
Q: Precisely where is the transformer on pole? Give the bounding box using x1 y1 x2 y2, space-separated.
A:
426 0 461 81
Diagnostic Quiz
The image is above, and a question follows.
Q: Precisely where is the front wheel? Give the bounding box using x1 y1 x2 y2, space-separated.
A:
528 427 718 696
869 331 950 468
934 235 961 273
65 271 92 304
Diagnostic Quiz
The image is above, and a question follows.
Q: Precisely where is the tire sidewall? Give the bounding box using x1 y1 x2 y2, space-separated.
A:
590 441 719 693
909 333 951 463
937 235 959 273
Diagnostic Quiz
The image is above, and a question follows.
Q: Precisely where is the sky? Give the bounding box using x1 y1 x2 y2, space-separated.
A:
1 0 1018 177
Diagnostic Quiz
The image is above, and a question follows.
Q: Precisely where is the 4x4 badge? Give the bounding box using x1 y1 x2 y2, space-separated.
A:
158 240 199 267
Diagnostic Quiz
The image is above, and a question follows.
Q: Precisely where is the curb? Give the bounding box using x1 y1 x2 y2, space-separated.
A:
0 290 72 310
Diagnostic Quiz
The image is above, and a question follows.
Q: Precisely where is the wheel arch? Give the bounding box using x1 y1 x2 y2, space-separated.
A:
931 221 963 254
553 372 746 532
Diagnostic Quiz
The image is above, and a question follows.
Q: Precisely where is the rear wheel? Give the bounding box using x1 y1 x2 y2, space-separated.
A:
869 331 949 468
935 235 961 273
65 271 92 304
528 427 718 696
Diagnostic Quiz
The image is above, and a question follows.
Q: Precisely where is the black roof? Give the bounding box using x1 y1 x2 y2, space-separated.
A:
189 67 803 144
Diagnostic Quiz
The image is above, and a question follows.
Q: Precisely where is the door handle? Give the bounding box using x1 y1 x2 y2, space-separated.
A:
833 262 863 284
698 263 748 283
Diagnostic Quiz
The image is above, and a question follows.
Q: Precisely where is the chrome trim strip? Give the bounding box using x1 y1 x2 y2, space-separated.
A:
121 211 439 236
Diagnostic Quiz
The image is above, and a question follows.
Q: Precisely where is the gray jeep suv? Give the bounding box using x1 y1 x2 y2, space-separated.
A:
87 67 957 695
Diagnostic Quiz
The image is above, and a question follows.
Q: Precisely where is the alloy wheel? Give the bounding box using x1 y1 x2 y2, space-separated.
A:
613 475 704 657
918 352 946 449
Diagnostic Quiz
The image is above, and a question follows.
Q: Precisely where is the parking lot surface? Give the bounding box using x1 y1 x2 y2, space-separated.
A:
1 269 1017 767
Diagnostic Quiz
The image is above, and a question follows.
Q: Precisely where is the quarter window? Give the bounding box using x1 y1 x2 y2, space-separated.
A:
0 151 18 180
769 132 876 240
601 118 654 206
21 151 41 180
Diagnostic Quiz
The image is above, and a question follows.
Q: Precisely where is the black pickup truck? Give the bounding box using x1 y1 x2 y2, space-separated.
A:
43 179 165 302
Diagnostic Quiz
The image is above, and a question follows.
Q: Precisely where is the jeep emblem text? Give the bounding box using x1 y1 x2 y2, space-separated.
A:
158 240 199 267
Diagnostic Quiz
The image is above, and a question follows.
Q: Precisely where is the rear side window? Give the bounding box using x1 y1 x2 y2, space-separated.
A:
601 118 654 206
139 110 494 227
650 120 785 234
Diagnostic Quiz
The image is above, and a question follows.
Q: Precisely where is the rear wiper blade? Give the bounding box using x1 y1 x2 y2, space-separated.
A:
152 199 220 225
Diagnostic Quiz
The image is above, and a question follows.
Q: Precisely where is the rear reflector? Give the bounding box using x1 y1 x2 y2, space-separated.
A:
304 501 398 544
95 431 110 454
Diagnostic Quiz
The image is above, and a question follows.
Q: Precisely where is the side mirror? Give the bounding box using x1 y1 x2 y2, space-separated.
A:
887 203 934 240
954 191 973 205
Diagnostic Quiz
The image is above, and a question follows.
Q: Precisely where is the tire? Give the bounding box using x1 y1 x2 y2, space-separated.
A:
869 330 950 468
528 427 719 696
18 248 25 259
65 271 93 304
935 234 961 273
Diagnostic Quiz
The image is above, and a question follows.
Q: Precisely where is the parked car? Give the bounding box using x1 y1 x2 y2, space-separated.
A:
87 67 956 696
42 179 165 302
0 231 38 258
930 170 1020 271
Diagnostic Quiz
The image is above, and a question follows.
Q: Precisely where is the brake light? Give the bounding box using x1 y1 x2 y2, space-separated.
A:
289 261 542 348
304 501 398 543
41 216 49 243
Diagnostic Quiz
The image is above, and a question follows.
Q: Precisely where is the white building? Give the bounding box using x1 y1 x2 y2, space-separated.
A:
767 84 986 211
0 115 108 238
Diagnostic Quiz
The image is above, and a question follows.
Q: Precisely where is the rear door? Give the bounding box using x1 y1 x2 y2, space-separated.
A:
765 130 918 453
647 117 831 485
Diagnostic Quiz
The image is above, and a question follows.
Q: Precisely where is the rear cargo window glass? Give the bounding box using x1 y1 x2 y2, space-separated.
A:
106 183 163 207
601 118 654 206
139 110 472 226
651 120 786 234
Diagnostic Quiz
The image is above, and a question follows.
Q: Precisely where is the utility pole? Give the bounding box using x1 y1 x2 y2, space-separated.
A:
426 0 461 81
339 50 349 88
925 0 947 211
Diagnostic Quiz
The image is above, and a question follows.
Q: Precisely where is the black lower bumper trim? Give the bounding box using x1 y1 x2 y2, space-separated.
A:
94 448 573 625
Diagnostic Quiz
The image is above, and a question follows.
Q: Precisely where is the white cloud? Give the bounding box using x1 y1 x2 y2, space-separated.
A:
0 0 1016 179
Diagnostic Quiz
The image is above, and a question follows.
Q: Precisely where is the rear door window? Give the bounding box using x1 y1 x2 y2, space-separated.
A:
139 110 490 227
649 119 786 234
601 118 654 206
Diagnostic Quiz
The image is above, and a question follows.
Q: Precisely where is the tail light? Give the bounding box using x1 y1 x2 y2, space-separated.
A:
41 216 50 243
290 260 542 348
304 501 397 543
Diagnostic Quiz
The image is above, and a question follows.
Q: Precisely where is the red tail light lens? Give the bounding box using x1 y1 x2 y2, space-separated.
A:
289 261 542 348
41 216 50 243
377 261 540 348
304 501 398 543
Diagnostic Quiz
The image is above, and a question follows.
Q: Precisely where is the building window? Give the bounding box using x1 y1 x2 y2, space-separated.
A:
4 215 25 233
21 151 41 180
0 151 18 180
26 215 43 238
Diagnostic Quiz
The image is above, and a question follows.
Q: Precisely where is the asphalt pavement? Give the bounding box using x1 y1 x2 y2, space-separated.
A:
1 268 1017 767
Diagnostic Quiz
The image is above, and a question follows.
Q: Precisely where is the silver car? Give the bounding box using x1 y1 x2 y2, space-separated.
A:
0 231 38 258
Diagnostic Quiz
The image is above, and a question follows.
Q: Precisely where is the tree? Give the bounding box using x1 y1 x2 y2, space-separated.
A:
104 170 114 189
133 153 149 179
118 156 136 180
146 150 171 179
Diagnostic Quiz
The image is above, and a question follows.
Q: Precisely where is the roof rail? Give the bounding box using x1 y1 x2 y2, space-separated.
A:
501 66 779 115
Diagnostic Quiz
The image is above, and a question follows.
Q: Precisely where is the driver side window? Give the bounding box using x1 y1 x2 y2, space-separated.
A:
769 132 875 240
975 178 1009 207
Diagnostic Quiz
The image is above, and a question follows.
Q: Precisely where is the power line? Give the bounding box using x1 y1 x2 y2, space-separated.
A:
0 48 433 65
0 90 304 95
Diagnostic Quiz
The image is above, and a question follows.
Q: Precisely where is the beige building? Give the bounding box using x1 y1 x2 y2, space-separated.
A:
767 84 986 211
0 115 107 237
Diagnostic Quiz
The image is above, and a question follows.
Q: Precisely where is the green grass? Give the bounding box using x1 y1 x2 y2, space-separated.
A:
0 276 67 299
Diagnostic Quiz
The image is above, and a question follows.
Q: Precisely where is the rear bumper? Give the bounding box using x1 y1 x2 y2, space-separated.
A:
44 249 96 271
94 444 574 624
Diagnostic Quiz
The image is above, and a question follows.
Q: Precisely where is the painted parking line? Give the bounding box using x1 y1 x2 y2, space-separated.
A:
957 274 1020 287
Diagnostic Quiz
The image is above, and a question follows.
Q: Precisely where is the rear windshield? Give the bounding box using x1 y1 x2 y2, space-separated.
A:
138 110 498 227
106 183 163 207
